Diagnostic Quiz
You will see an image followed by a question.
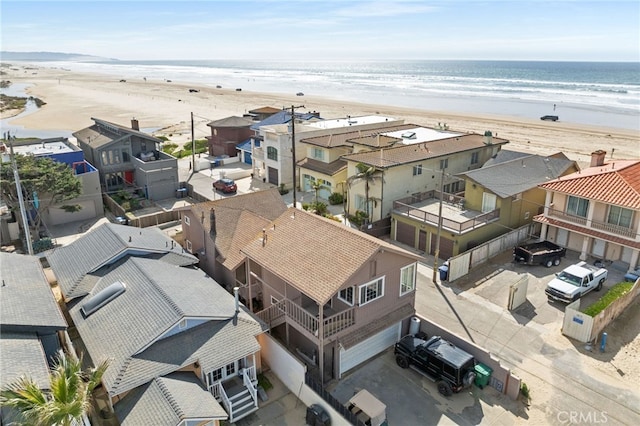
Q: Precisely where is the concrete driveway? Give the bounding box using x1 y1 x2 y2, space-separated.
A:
329 348 525 426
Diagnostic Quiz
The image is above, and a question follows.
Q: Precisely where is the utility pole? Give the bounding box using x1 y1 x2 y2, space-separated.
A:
432 168 445 283
191 112 195 175
288 105 304 208
9 143 33 255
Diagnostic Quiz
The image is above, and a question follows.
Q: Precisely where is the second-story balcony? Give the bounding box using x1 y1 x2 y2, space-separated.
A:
545 208 636 239
393 190 500 234
255 296 355 341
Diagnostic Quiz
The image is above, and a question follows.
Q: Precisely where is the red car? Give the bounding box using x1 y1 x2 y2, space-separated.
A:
213 178 237 193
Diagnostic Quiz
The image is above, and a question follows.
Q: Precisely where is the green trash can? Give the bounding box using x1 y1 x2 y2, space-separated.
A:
474 363 492 389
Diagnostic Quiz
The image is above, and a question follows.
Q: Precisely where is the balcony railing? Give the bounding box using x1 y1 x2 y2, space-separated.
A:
547 208 635 238
393 200 500 234
256 298 356 339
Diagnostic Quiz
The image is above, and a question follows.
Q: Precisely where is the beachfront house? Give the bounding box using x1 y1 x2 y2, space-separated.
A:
1 137 103 228
178 188 288 288
206 116 255 158
250 109 322 186
243 208 422 382
535 150 640 272
391 151 578 259
68 257 266 424
297 122 464 208
342 131 509 226
0 252 68 425
74 118 179 201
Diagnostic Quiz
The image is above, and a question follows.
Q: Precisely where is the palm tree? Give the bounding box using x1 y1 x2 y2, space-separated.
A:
347 163 383 223
1 350 109 426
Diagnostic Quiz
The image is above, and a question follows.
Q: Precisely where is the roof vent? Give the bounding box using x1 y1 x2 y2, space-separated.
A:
401 131 416 139
81 281 126 317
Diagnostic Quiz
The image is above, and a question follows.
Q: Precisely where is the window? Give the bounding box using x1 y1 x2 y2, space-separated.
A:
312 148 324 160
359 278 384 306
184 216 191 226
225 362 236 376
481 192 497 213
267 146 278 161
208 368 223 383
185 240 192 253
470 152 479 165
413 165 423 176
607 205 633 228
122 150 131 162
566 196 589 218
338 287 354 305
101 149 123 165
439 158 448 170
355 194 367 212
400 263 417 295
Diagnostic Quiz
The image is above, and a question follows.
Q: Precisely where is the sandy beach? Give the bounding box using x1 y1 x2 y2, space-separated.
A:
2 63 638 167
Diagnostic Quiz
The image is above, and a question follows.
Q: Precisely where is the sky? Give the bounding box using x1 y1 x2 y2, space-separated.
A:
1 0 639 62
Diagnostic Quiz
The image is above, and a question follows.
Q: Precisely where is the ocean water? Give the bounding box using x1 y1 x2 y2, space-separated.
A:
7 60 640 131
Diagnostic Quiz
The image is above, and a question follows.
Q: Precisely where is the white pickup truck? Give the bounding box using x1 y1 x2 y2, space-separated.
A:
545 261 608 303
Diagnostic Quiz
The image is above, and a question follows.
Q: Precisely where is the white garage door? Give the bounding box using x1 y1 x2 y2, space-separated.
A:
339 322 401 378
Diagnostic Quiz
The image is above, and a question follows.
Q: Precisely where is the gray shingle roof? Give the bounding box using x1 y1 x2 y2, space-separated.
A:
297 157 347 176
207 116 254 128
0 332 51 390
47 223 197 300
72 118 162 149
115 372 226 425
69 257 264 396
0 253 66 330
459 154 577 198
241 208 421 304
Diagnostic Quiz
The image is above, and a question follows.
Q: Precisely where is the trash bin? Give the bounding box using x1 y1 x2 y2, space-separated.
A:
306 404 330 426
438 265 449 281
474 363 493 389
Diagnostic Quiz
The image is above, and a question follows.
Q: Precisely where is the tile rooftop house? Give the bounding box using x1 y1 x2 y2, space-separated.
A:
68 256 266 424
243 208 422 382
73 118 179 200
0 252 67 425
47 222 198 302
391 151 578 259
343 131 509 224
535 150 640 271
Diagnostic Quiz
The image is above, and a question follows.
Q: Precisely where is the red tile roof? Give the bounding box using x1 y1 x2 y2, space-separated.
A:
539 161 640 209
534 215 640 249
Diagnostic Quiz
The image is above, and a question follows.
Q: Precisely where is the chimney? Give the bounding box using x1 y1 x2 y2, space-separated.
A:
131 117 139 131
483 130 493 145
209 208 216 235
234 287 240 314
590 150 607 167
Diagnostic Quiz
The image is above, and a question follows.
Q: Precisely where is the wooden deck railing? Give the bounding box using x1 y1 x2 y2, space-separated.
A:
394 200 499 234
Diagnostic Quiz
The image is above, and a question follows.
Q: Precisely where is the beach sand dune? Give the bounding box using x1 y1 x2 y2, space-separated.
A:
3 64 639 166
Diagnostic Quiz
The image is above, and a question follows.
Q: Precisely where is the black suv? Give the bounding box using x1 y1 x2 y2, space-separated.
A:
394 334 476 396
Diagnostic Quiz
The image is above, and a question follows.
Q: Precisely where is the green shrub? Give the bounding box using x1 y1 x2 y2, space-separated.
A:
582 282 634 317
328 192 344 205
348 210 369 227
520 382 531 403
257 373 273 391
278 184 289 195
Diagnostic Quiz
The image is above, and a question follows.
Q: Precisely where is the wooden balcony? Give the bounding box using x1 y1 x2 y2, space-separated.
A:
256 298 356 340
393 191 500 234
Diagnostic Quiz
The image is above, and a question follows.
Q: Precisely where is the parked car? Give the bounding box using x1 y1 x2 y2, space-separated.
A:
513 240 566 268
394 334 476 396
188 88 199 93
545 261 607 303
213 178 237 193
540 115 559 121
